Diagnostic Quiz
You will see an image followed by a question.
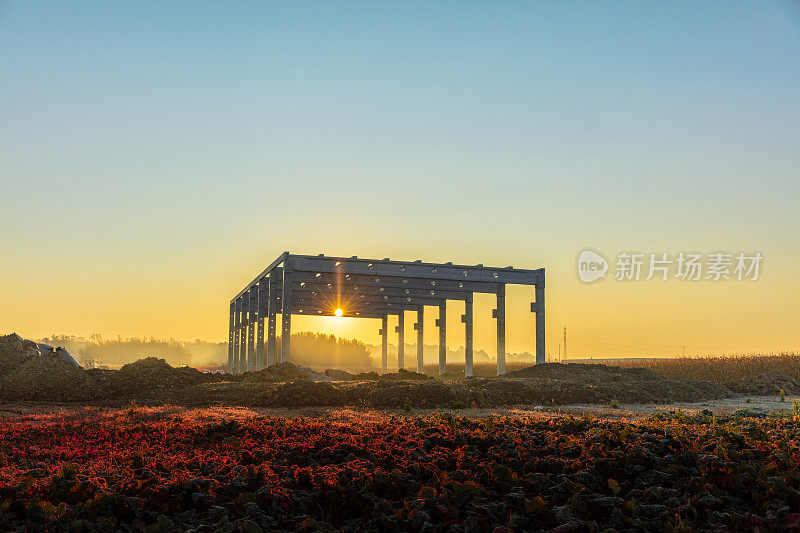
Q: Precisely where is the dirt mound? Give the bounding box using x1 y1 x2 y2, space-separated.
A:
508 362 655 380
727 370 800 395
353 371 380 381
2 351 98 401
267 377 344 406
87 357 213 395
504 363 733 404
0 333 41 376
238 361 330 382
0 334 96 401
324 368 355 380
378 368 432 381
349 380 460 408
321 369 381 381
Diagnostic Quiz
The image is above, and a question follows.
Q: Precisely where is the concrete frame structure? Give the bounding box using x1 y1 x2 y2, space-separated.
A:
229 252 545 376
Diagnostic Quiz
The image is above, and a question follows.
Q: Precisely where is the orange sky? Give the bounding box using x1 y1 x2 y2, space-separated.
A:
2 241 798 359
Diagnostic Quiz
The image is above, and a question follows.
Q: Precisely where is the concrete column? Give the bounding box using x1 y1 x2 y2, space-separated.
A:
437 300 447 376
396 312 405 371
238 294 247 373
247 291 256 371
463 293 473 377
380 315 388 374
535 280 545 364
256 278 267 370
415 306 424 374
267 276 278 366
228 302 235 374
494 284 506 375
281 260 292 363
237 298 245 373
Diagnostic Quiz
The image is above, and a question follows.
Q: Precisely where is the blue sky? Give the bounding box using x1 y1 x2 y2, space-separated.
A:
1 1 799 356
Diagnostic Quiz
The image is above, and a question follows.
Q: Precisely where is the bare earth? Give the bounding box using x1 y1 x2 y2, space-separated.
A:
0 393 792 422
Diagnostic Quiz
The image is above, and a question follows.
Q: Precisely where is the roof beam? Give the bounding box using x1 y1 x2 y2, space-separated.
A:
287 281 468 301
290 270 500 294
290 255 540 285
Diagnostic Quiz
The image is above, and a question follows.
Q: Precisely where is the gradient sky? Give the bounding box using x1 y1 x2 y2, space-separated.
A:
2 1 799 359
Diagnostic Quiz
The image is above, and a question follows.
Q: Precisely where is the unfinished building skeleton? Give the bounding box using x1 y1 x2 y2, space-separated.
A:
229 252 545 376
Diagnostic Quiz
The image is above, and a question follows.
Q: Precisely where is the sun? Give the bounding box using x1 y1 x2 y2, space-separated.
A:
334 308 343 317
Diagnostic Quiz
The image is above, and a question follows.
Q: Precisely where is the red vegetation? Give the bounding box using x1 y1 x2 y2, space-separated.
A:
1 408 799 531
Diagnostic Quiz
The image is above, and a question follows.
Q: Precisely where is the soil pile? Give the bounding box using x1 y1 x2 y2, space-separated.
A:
267 376 344 406
0 333 97 401
0 333 39 376
378 368 431 381
2 352 98 401
504 363 733 404
325 369 381 381
349 379 460 408
238 362 329 382
87 357 216 395
324 368 354 380
727 370 800 395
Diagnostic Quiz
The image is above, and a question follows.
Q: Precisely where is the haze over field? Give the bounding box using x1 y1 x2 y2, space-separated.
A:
37 332 539 370
1 2 799 358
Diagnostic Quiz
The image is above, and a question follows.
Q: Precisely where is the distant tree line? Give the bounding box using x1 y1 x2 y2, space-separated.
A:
80 337 192 367
38 332 373 369
286 332 372 369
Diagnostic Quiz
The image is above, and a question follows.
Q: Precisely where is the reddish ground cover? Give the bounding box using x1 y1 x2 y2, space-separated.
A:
1 407 800 532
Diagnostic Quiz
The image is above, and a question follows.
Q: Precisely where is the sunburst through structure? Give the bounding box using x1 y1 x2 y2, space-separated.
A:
229 252 545 377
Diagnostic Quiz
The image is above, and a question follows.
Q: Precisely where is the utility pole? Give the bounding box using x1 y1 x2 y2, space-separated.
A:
563 327 567 361
557 343 561 363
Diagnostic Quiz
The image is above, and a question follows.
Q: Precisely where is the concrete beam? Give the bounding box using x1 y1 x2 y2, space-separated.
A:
290 255 540 285
271 293 412 315
291 293 447 308
281 297 422 315
296 308 399 319
289 280 470 301
289 271 500 294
